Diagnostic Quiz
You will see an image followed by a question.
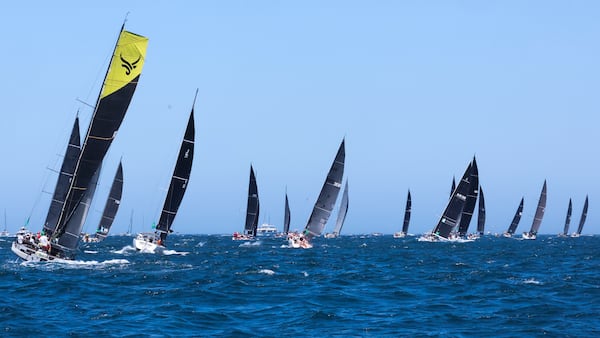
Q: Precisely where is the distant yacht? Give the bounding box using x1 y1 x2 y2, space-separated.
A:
0 210 9 237
232 165 259 241
503 198 524 238
522 180 547 240
393 189 411 238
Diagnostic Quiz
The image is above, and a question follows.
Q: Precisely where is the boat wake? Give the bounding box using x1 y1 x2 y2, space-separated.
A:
84 250 98 254
21 258 129 269
163 249 189 256
239 241 261 247
113 245 137 254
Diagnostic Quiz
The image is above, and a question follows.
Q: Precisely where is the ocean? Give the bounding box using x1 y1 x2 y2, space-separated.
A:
1 234 599 337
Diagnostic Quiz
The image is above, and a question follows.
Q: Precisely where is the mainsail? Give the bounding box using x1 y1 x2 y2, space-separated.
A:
401 189 412 234
432 161 473 239
450 177 456 198
575 195 589 235
94 161 124 241
476 186 486 235
244 165 260 237
457 158 479 237
303 139 345 241
506 198 524 235
562 199 573 236
155 99 195 243
283 193 291 235
527 180 547 236
50 27 148 256
43 116 81 236
331 181 349 236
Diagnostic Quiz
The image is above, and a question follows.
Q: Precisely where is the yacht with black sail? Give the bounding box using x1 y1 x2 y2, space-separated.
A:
571 195 588 237
82 161 124 243
12 25 148 261
134 93 196 252
557 199 572 238
289 139 345 249
522 180 547 240
503 198 524 238
393 189 411 238
232 165 260 240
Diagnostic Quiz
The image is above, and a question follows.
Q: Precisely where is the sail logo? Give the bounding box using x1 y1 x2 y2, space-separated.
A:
120 54 141 75
184 149 190 159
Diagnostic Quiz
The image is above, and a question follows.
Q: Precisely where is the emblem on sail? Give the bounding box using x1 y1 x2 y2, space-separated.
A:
120 54 141 75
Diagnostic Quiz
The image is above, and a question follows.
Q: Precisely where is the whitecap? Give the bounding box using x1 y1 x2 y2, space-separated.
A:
259 269 275 275
302 271 309 277
163 249 189 256
84 250 98 254
239 241 261 247
196 241 206 247
522 278 542 285
113 245 136 254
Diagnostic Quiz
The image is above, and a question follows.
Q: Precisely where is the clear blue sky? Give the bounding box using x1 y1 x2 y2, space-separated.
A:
1 1 598 235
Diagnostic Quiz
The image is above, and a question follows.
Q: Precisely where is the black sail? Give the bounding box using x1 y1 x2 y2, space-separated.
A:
401 189 412 234
450 177 456 198
283 193 291 235
303 139 345 240
433 162 473 239
562 199 573 236
94 161 124 241
156 106 195 242
457 158 479 236
506 198 524 235
331 180 349 236
244 165 260 237
51 29 148 251
477 186 486 235
528 180 547 235
575 195 589 235
43 116 81 236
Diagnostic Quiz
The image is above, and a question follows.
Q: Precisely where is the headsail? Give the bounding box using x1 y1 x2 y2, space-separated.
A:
94 161 124 241
303 139 345 240
432 161 473 239
457 158 479 237
331 181 349 236
51 28 148 253
244 165 260 237
575 195 589 235
528 180 547 236
155 98 195 243
283 193 291 235
477 186 486 235
43 116 81 236
562 199 572 236
506 198 524 235
401 189 412 234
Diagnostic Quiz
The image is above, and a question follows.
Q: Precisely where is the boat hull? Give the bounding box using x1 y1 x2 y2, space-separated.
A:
133 234 165 253
522 232 537 240
393 232 406 238
11 242 65 262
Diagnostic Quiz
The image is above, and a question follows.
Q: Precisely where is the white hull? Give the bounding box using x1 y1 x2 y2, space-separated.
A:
287 235 312 249
324 233 338 239
418 233 474 243
570 233 581 238
393 232 406 238
522 232 537 240
11 242 66 262
502 232 513 238
133 234 165 253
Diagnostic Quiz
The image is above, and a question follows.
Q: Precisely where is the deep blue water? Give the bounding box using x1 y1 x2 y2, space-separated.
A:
1 234 599 337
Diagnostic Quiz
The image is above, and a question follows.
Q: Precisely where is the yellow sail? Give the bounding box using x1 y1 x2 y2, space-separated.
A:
101 30 149 99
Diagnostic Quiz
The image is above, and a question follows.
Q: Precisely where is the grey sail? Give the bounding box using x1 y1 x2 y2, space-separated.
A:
155 102 195 243
506 198 524 235
303 139 345 241
244 165 260 237
457 158 479 237
562 199 572 236
283 193 290 235
433 161 473 239
331 181 349 236
43 116 81 236
56 164 102 251
477 186 486 235
94 161 124 241
575 195 589 235
527 180 547 236
401 189 412 234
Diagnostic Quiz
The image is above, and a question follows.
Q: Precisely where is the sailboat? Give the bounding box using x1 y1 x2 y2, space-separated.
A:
503 198 524 237
558 199 572 237
393 190 411 238
571 195 589 237
456 158 479 238
134 93 196 252
82 161 124 243
232 165 260 240
12 26 147 261
1 210 9 237
476 186 486 236
522 180 547 240
289 139 345 248
325 180 349 238
419 160 473 242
